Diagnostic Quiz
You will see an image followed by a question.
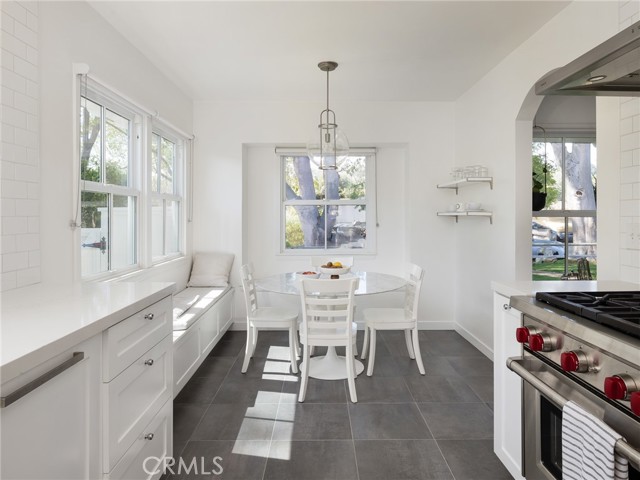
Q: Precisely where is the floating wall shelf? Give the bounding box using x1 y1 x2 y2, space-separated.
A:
437 211 493 224
436 177 493 194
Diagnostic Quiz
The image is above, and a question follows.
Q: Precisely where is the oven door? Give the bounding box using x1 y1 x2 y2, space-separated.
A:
508 355 640 480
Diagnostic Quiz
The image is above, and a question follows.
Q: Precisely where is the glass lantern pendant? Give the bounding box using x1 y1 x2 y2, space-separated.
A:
307 61 349 170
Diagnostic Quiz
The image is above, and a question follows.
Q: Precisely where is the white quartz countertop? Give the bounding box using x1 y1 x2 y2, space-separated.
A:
491 280 640 298
1 281 175 382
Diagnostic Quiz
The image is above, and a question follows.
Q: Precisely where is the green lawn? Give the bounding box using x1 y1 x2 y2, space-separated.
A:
532 259 597 281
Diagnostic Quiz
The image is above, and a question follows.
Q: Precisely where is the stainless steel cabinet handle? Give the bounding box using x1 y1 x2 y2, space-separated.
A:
144 313 154 320
1 352 85 408
503 304 511 310
144 433 154 440
144 359 154 366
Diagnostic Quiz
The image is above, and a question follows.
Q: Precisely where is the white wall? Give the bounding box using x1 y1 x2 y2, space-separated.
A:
454 1 619 354
193 100 457 328
37 1 193 285
1 1 40 291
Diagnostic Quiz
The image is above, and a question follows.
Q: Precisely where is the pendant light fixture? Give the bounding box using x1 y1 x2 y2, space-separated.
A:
307 61 349 170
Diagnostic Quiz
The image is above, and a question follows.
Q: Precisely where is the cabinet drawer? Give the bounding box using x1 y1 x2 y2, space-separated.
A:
104 296 172 381
104 335 172 472
107 399 172 480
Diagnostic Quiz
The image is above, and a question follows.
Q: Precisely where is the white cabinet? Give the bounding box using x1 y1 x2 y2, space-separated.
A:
0 335 102 480
493 292 525 480
103 295 173 479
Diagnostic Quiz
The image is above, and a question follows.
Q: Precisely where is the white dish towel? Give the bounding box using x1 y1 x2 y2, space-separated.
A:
562 400 629 480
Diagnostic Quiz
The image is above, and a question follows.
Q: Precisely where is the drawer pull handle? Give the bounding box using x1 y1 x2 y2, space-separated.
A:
144 359 154 366
1 352 85 408
503 304 511 310
144 433 154 441
144 313 154 320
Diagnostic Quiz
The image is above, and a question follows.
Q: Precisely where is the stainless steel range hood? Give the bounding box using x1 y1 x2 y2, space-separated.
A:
536 20 640 96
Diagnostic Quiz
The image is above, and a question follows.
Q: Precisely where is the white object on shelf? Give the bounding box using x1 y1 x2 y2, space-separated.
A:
319 266 351 275
437 176 493 194
437 211 493 224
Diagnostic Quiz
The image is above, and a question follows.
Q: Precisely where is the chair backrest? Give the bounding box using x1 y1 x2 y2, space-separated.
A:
241 263 258 316
405 264 425 320
310 256 354 268
299 277 358 344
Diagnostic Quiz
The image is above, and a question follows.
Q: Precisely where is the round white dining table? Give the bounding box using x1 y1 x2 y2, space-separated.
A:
254 270 406 380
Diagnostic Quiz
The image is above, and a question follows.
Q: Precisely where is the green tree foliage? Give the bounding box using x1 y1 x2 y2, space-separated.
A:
532 151 559 207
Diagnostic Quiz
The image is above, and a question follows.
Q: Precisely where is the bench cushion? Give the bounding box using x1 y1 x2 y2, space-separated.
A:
173 286 231 331
187 252 234 287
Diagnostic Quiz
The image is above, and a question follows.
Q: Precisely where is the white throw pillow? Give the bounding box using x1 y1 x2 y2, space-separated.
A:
188 252 235 287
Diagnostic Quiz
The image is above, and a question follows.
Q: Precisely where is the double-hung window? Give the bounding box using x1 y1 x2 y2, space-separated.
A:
78 79 187 279
151 128 182 260
80 87 140 277
280 151 376 253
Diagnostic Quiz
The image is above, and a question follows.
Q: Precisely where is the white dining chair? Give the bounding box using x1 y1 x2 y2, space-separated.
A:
240 263 300 374
361 264 425 376
298 277 359 403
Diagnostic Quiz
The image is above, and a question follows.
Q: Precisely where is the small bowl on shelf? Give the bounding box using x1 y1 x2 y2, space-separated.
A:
318 266 351 276
296 271 321 279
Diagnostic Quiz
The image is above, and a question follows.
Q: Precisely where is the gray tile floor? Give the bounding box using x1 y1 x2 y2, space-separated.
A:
166 330 513 480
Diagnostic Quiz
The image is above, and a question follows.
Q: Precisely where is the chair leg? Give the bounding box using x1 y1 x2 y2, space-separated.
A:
298 344 311 402
366 328 377 376
361 325 369 359
412 327 425 375
353 336 358 357
294 327 301 359
288 327 299 374
250 326 259 356
405 329 415 359
241 323 254 373
309 345 315 356
346 342 357 403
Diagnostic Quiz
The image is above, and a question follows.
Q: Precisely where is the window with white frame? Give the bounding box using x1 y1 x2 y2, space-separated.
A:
281 151 376 252
151 128 183 260
78 79 186 278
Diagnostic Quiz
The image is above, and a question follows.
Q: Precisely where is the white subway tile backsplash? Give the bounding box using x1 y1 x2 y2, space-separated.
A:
621 150 634 167
1 235 16 254
621 117 633 135
13 127 37 148
1 271 17 291
1 251 28 271
1 12 14 34
26 181 37 199
15 232 38 251
1 85 15 107
12 21 36 49
620 98 640 118
14 162 36 181
1 2 27 26
1 178 28 199
13 92 36 115
619 0 639 23
621 198 640 216
621 183 633 199
1 159 15 179
27 216 38 233
25 79 37 99
634 149 640 166
25 10 37 32
13 56 37 81
1 122 15 142
14 198 38 216
1 198 15 217
15 265 39 287
621 131 640 151
0 67 26 93
21 2 38 15
0 30 26 58
621 165 640 184
1 216 28 236
1 48 14 70
25 45 37 65
28 248 39 267
1 104 27 128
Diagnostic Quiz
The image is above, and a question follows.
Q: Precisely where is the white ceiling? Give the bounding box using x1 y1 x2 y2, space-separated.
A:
89 1 570 102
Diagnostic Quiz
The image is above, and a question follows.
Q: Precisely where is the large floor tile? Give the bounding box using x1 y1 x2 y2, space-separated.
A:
168 440 269 480
353 376 414 403
272 403 352 440
437 439 513 480
263 440 358 480
419 331 486 357
418 402 493 439
230 355 299 380
445 356 494 377
404 375 481 403
349 403 432 440
191 403 278 441
281 377 347 404
192 355 237 378
213 377 284 404
172 403 209 456
461 375 494 402
174 376 226 404
354 439 453 480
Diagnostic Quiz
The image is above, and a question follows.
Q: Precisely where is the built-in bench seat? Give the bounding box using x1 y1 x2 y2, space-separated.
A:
172 285 234 396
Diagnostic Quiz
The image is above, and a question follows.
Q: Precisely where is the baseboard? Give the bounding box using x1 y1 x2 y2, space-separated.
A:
230 319 456 331
454 324 494 361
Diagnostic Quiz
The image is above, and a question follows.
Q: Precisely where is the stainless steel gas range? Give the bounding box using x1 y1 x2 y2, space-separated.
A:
509 291 640 480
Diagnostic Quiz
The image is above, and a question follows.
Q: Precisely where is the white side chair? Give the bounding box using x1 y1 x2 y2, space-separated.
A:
361 264 425 376
298 277 359 403
240 263 300 374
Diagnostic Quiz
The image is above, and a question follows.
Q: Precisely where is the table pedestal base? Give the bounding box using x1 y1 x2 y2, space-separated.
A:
301 346 365 380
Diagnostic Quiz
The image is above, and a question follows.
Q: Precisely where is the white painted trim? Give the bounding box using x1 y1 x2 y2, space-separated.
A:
230 318 456 331
454 324 494 361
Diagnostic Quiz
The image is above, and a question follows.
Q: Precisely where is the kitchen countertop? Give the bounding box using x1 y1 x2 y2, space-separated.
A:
1 281 175 382
491 280 640 298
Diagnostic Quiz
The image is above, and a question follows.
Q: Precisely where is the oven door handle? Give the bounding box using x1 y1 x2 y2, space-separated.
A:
507 356 640 471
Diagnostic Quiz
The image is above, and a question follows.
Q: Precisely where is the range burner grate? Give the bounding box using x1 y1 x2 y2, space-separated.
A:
535 291 640 338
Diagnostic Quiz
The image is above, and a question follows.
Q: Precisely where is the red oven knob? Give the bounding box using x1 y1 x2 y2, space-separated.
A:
560 351 589 373
515 326 540 344
528 333 558 352
631 392 640 416
604 374 639 400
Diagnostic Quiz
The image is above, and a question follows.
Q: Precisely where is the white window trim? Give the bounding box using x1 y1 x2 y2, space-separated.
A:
278 148 377 255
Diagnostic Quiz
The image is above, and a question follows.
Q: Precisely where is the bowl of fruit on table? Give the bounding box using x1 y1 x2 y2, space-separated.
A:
297 270 320 279
318 261 350 276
